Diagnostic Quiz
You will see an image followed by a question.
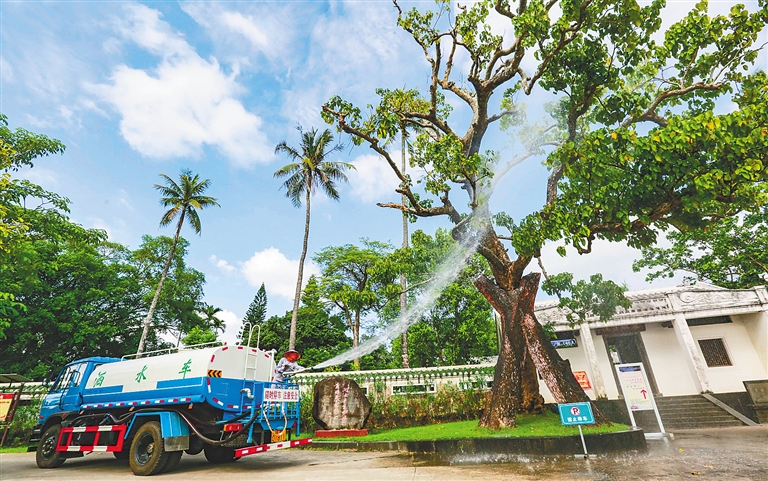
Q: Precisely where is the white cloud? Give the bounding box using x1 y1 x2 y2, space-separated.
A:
180 2 298 68
241 247 320 300
209 254 236 273
1 56 14 83
530 237 684 299
91 4 272 167
216 309 242 346
84 217 131 245
348 153 401 204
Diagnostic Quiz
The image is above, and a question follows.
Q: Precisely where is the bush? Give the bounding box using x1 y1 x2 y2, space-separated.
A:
3 398 42 447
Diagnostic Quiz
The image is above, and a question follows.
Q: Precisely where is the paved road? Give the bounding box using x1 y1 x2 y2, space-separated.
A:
2 426 766 480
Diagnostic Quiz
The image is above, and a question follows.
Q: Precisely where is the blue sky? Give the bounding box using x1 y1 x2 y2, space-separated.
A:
2 0 765 344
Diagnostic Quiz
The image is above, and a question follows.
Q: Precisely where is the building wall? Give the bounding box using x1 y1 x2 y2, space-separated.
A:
740 311 768 374
689 317 768 392
640 323 699 396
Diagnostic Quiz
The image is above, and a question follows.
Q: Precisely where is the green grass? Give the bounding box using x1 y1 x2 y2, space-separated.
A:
0 446 28 454
314 412 628 442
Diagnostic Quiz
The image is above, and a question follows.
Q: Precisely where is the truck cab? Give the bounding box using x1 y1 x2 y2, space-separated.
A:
32 357 120 446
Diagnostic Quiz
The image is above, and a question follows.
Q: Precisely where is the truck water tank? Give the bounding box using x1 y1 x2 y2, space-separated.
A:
81 346 275 408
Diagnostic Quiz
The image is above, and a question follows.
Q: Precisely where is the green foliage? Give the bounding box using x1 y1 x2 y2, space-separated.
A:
240 283 267 345
132 235 208 343
541 273 632 326
0 114 65 171
633 207 768 289
2 397 43 446
274 127 354 207
387 229 497 367
155 169 220 235
182 326 217 347
313 240 400 368
0 208 147 377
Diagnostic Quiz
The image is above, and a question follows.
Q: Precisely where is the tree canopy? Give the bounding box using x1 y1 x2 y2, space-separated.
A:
633 207 768 288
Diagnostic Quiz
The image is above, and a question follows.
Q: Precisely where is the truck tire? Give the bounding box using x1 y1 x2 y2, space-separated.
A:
161 451 183 473
203 445 236 464
36 424 66 469
185 436 204 455
129 421 169 476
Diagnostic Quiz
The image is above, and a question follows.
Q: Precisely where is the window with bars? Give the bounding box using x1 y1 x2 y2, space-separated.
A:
698 338 732 367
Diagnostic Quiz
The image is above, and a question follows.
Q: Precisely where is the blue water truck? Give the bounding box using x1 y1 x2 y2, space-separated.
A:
29 344 310 476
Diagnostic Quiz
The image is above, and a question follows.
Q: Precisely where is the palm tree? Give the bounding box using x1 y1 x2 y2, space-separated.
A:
274 127 354 350
136 169 220 355
200 304 225 333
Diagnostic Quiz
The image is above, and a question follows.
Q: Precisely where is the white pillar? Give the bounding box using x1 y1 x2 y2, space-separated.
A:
668 294 711 393
579 322 607 399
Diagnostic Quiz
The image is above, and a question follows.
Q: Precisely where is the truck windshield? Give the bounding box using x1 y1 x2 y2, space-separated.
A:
50 363 85 392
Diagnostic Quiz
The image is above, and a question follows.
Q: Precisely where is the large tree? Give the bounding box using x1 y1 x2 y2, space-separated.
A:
323 0 768 428
314 240 399 370
633 207 768 289
0 115 65 333
136 169 219 355
274 127 355 351
239 283 268 346
132 235 209 348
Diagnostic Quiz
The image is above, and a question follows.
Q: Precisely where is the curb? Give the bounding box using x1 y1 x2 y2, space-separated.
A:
309 429 647 457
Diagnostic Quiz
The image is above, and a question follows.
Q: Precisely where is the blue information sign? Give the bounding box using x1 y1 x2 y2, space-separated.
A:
558 402 595 426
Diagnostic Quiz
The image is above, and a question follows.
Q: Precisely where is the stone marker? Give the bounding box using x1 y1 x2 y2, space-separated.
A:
312 377 371 436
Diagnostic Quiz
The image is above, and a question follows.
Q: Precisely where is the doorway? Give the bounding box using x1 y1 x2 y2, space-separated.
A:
604 333 660 395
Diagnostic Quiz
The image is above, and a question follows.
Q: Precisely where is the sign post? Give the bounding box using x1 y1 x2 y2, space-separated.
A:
615 363 665 435
557 402 595 458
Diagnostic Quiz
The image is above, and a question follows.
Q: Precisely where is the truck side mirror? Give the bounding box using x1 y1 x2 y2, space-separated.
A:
43 366 58 386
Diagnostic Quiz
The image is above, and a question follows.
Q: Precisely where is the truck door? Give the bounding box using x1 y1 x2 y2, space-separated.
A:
41 362 87 416
59 362 87 411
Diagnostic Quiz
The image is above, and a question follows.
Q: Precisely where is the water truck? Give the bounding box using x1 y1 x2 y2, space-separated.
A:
29 343 311 476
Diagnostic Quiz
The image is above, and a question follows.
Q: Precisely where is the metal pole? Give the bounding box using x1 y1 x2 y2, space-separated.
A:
578 425 588 457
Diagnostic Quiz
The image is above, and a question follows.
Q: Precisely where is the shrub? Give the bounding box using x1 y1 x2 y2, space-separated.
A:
3 398 42 447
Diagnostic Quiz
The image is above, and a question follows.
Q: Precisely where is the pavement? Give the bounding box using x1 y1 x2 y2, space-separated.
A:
1 426 766 480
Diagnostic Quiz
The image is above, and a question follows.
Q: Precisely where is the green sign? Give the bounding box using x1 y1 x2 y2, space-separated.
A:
135 365 148 383
179 359 192 379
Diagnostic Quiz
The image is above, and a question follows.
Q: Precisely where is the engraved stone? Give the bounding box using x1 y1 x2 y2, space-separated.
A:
312 376 371 430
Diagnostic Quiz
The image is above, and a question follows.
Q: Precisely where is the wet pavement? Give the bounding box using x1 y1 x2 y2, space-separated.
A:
1 426 766 480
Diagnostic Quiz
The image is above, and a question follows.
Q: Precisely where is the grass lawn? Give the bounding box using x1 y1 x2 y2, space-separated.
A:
0 446 28 454
313 412 628 442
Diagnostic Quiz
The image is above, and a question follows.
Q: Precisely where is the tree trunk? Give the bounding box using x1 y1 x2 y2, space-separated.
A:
475 273 540 428
289 184 312 350
399 127 410 368
353 311 361 371
519 300 609 424
519 346 546 414
136 212 185 355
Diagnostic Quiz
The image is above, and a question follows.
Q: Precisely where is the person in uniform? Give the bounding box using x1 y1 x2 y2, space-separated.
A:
274 350 304 382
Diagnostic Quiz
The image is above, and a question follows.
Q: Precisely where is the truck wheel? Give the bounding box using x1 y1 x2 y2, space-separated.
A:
129 422 169 476
185 436 204 455
113 450 129 461
161 451 183 473
36 424 65 469
203 445 236 464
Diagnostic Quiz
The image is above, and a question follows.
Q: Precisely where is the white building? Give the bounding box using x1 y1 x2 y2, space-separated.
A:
538 283 767 401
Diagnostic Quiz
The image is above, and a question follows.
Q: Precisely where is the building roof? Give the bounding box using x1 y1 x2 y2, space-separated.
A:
535 283 768 330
